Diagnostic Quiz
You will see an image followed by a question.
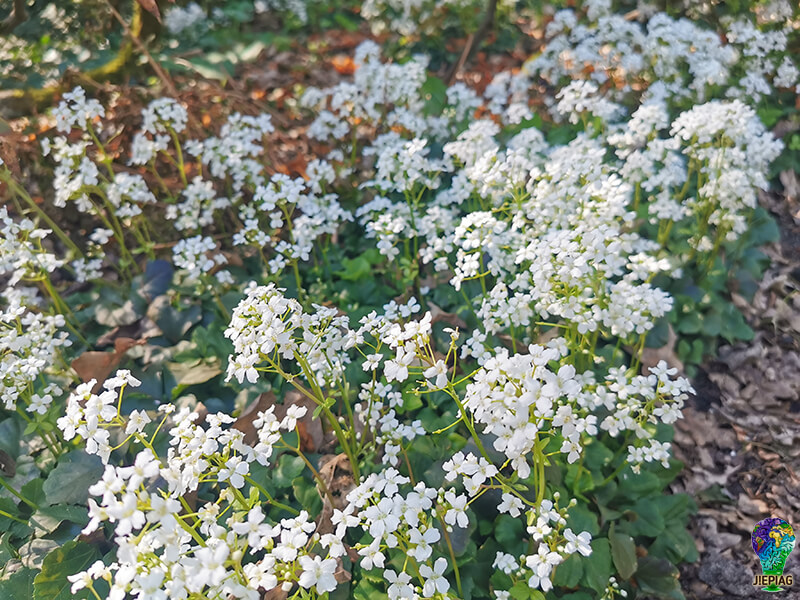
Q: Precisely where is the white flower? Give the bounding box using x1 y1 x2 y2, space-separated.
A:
420 557 450 597
125 410 152 435
218 455 249 489
564 528 593 556
423 360 448 389
385 347 415 382
298 555 338 594
385 570 414 600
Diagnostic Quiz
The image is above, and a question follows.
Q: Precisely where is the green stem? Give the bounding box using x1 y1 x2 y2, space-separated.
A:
0 477 38 510
0 509 28 524
243 475 299 516
437 507 463 597
169 128 189 187
1 173 82 256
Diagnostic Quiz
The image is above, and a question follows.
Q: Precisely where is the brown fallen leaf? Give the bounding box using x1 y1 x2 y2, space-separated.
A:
428 300 467 330
233 391 277 445
331 55 356 75
638 324 684 373
233 390 325 452
315 453 356 535
334 556 352 584
136 0 161 22
71 337 145 393
262 587 288 600
317 453 356 510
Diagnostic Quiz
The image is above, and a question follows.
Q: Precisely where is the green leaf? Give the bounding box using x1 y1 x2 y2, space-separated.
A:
292 478 321 515
421 75 448 116
581 538 612 593
34 541 101 600
0 497 21 532
139 259 173 301
401 392 423 413
274 454 305 488
635 555 683 600
336 256 371 281
168 359 222 387
609 523 637 579
701 311 722 336
648 524 697 563
0 532 14 564
352 576 382 600
510 580 540 600
43 452 104 506
494 514 524 546
552 553 584 587
757 106 784 127
651 494 690 522
583 440 614 472
0 567 37 600
747 207 780 246
617 470 661 497
149 297 203 344
565 504 600 536
626 498 665 537
21 479 46 508
30 505 89 537
0 419 21 459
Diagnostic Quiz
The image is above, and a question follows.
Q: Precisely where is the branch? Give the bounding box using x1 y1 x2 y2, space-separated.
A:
0 1 144 119
0 0 28 35
104 0 178 97
445 0 498 85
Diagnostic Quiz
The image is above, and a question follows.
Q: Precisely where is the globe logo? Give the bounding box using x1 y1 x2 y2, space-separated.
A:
752 518 796 592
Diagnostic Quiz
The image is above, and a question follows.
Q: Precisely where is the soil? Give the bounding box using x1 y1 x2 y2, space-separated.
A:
672 180 800 599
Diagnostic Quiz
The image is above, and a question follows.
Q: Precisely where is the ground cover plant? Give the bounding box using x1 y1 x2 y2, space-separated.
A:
0 1 798 599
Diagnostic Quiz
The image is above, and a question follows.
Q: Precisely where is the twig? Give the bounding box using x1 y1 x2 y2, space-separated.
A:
445 0 498 85
104 0 178 97
0 0 27 35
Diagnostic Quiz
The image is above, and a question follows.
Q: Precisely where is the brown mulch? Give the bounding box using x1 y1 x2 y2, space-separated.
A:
673 177 800 599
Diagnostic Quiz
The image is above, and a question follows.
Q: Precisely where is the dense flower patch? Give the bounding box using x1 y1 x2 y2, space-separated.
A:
0 1 797 599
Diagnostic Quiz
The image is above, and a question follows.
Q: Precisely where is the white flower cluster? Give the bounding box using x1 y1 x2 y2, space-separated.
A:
337 468 467 599
0 207 63 286
486 4 798 121
18 3 789 596
164 2 207 36
52 86 105 133
302 41 479 145
463 345 594 475
187 112 274 192
0 208 70 412
491 494 594 594
361 0 508 38
166 176 230 231
670 99 783 245
59 370 347 599
224 283 357 386
597 361 694 465
235 171 352 275
0 296 69 412
172 234 232 286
